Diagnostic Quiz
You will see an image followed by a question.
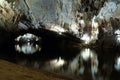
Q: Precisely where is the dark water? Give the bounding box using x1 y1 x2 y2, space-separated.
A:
0 32 120 80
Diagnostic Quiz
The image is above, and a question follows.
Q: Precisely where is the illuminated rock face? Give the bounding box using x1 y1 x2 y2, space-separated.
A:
20 0 82 35
1 0 120 45
24 0 81 24
0 0 15 29
2 0 120 27
10 0 80 27
15 33 40 42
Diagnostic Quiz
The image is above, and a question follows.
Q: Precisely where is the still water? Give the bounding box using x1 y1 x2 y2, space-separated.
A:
0 33 120 80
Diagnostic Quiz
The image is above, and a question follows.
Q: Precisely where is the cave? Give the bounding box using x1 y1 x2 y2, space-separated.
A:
0 0 120 80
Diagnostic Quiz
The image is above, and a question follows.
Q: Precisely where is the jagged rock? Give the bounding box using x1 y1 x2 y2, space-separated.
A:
0 0 120 46
21 0 81 26
0 0 22 30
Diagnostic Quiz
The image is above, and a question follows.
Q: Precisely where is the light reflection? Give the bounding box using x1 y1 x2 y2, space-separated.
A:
115 30 120 43
80 48 94 61
116 35 120 43
15 43 41 54
68 48 98 77
81 33 91 44
115 29 120 35
115 56 120 71
14 47 120 79
15 33 41 54
50 24 66 35
80 48 98 75
50 57 65 67
45 57 66 70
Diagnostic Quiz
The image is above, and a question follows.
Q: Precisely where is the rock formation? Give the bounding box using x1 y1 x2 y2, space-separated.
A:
0 0 120 45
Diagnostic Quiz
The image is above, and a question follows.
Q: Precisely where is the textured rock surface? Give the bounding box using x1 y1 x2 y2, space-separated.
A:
0 0 15 29
23 0 81 26
1 0 119 28
0 0 120 44
97 1 120 20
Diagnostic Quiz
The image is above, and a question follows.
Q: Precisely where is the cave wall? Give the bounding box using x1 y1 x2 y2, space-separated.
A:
0 0 120 38
0 0 120 28
0 0 15 29
16 0 120 29
24 0 81 26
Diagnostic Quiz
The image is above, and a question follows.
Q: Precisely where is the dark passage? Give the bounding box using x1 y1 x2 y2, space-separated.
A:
0 29 120 80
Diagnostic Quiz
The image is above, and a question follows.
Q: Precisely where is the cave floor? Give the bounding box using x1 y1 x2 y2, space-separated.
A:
0 59 66 80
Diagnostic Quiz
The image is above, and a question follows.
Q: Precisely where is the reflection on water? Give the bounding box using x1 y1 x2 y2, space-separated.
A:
14 47 120 80
0 32 120 80
115 29 120 44
15 33 41 54
80 48 98 74
44 57 67 71
68 48 98 79
15 43 41 54
115 56 120 71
